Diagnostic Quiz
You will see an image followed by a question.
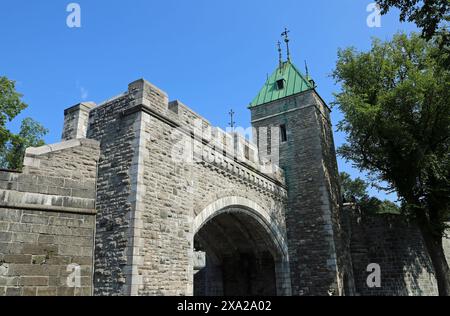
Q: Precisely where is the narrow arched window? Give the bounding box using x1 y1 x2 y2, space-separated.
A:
280 124 287 143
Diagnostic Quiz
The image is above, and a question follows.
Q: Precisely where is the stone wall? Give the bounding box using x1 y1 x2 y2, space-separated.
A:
345 206 448 296
86 91 138 296
137 87 289 296
0 138 100 296
444 234 450 268
87 79 291 296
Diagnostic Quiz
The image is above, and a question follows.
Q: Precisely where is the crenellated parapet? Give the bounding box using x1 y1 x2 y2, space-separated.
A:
65 78 286 194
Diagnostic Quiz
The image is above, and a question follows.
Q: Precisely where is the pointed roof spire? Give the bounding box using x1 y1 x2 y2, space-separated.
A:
281 27 291 61
277 41 283 68
305 60 309 78
250 62 314 108
249 29 316 108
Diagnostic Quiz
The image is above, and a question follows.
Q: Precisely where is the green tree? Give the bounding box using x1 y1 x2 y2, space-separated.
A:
340 172 400 215
0 77 27 148
0 118 48 170
340 172 369 202
375 0 449 42
0 76 48 170
333 33 450 295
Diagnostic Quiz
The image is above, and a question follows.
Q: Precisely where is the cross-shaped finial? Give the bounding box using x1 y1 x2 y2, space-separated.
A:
281 27 291 61
228 109 236 131
281 27 290 40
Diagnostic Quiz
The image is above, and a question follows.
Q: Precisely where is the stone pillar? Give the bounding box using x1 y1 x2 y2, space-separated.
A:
128 79 169 114
62 102 96 141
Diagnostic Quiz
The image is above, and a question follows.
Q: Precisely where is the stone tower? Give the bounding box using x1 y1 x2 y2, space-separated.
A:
249 59 350 295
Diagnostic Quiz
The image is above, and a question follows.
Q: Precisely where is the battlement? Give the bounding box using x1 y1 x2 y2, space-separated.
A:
63 78 285 187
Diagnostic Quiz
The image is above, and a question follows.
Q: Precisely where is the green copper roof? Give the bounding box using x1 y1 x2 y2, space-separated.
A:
249 60 314 108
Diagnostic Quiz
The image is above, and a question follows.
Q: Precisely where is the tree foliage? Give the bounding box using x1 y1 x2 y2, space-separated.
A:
0 76 48 170
340 172 369 202
0 118 48 170
375 0 449 42
334 33 449 235
340 172 400 215
0 77 27 149
333 33 450 294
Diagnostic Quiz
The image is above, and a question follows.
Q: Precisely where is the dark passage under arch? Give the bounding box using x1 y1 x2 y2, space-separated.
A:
193 210 280 296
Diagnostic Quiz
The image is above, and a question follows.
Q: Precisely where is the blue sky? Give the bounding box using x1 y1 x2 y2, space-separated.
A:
0 0 417 201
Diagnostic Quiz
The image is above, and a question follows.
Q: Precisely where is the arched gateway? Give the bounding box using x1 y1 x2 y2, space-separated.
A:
83 79 292 296
192 197 291 296
58 73 347 296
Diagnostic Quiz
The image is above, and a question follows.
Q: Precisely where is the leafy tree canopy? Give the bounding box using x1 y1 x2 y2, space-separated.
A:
333 33 450 294
340 172 400 215
0 76 48 170
375 0 449 41
0 77 27 148
340 172 369 202
333 33 449 234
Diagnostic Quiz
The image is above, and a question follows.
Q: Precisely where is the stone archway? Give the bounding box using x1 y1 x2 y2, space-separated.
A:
192 197 291 296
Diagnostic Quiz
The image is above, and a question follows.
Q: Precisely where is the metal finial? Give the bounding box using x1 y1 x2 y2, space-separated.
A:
281 27 291 61
305 60 309 78
277 41 283 68
228 109 236 131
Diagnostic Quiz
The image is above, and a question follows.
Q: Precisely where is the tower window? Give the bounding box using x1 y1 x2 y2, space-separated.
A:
267 128 272 155
276 79 285 90
256 128 260 150
280 124 287 143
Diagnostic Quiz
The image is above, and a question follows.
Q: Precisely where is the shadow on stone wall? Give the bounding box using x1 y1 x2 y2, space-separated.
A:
345 206 439 296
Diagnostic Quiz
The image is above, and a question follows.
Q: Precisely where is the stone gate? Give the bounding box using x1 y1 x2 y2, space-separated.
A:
0 57 351 296
80 79 292 296
2 58 448 296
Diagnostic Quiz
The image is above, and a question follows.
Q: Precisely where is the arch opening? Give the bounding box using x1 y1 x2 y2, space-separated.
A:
193 206 289 296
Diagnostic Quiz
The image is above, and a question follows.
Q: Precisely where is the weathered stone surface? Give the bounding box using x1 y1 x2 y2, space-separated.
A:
251 90 349 296
0 139 99 296
343 205 448 296
2 76 449 297
62 102 96 141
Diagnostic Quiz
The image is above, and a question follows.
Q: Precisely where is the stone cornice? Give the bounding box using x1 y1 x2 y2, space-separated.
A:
122 103 287 190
